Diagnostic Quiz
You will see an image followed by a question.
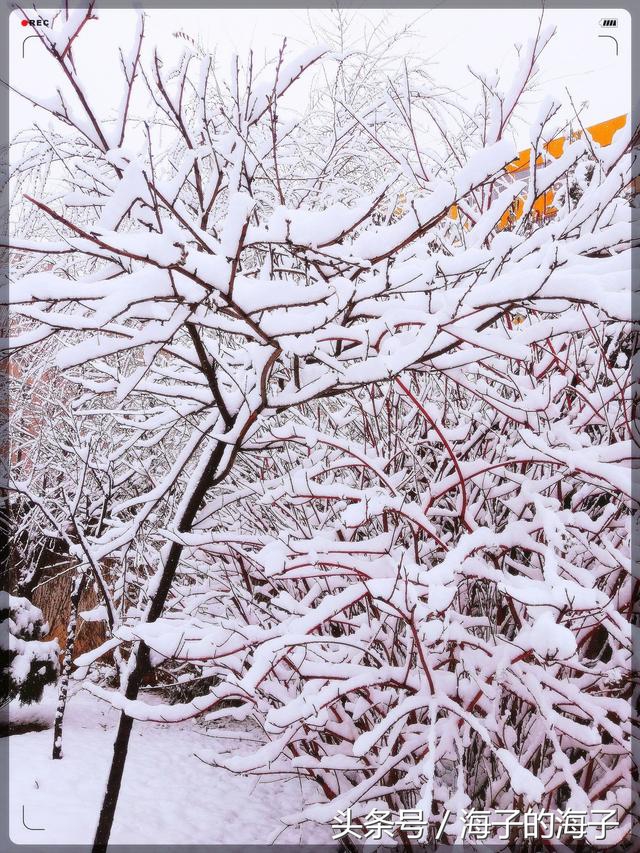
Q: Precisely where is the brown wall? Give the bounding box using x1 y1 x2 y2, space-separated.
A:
32 567 107 659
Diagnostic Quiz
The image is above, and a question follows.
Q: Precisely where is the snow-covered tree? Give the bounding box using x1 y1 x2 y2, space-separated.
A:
3 6 637 850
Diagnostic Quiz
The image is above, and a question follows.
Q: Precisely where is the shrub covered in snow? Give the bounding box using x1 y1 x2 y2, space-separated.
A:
1 593 59 708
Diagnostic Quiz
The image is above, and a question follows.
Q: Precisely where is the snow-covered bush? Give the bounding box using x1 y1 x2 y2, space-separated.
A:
3 6 636 848
1 593 59 708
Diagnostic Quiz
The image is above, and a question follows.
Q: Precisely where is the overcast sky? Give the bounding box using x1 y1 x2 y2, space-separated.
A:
9 7 632 150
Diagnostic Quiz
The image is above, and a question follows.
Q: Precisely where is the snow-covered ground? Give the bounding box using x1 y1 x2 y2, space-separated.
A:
8 688 334 845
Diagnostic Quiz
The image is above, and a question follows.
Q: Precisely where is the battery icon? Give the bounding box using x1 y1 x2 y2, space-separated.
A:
600 18 618 27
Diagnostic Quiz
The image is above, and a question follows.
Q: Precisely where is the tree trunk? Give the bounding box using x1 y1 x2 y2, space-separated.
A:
52 568 86 759
92 642 149 850
92 434 230 852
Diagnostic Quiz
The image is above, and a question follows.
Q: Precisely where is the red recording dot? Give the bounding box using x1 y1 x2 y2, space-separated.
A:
21 19 29 26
